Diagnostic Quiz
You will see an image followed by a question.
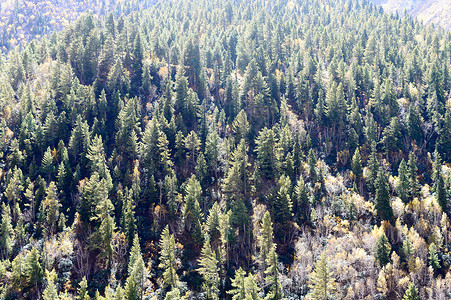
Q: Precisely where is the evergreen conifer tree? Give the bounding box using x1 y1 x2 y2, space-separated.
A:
77 277 91 300
42 270 59 300
403 282 419 300
259 211 275 262
0 203 13 258
397 159 410 204
374 170 394 222
159 225 179 290
375 233 391 267
308 252 337 300
197 235 220 299
265 245 283 300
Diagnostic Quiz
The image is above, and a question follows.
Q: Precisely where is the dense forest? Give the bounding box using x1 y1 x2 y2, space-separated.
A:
0 0 155 53
0 0 450 299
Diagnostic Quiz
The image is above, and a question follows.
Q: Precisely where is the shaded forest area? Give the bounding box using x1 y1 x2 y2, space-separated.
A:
0 0 450 299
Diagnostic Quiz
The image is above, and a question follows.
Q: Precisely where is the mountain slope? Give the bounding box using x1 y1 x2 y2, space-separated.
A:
0 0 154 53
0 0 450 299
372 0 451 30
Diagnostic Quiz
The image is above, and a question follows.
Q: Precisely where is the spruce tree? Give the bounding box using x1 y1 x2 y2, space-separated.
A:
183 175 203 244
197 235 220 299
131 33 144 94
308 252 337 300
397 159 409 204
273 174 293 225
375 233 391 268
121 189 136 245
87 135 112 189
126 233 148 300
407 153 418 200
428 242 440 271
374 170 394 222
367 142 379 194
294 177 310 224
0 203 13 258
307 148 317 182
231 110 250 142
77 277 91 300
402 282 420 300
259 211 275 262
24 247 43 291
164 172 179 219
265 245 283 300
165 287 186 300
41 181 61 236
42 270 59 300
351 148 363 192
433 151 447 212
159 225 179 290
128 233 142 276
223 139 251 201
255 128 280 180
227 268 247 300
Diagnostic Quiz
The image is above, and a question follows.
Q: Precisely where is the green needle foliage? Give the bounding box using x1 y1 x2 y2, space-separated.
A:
308 252 337 300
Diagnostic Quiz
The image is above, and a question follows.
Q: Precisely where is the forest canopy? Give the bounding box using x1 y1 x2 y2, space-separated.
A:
0 0 450 299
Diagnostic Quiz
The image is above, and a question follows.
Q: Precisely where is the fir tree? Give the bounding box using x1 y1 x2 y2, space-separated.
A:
41 181 61 236
375 233 391 268
397 159 410 204
77 277 91 300
128 233 142 276
223 139 251 201
308 252 337 300
197 235 220 299
0 203 13 258
402 282 419 300
428 242 440 271
183 175 203 245
367 142 379 194
232 110 250 142
227 268 247 300
90 185 116 266
24 247 43 291
41 147 54 179
265 245 283 300
273 174 293 225
255 128 280 179
259 211 275 262
351 148 363 192
374 170 394 222
433 151 447 212
42 270 59 300
159 225 179 290
407 153 418 200
5 166 24 209
294 177 310 224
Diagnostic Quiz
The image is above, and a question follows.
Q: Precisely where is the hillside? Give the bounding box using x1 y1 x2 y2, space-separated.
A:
0 0 450 299
0 0 154 53
372 0 451 30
